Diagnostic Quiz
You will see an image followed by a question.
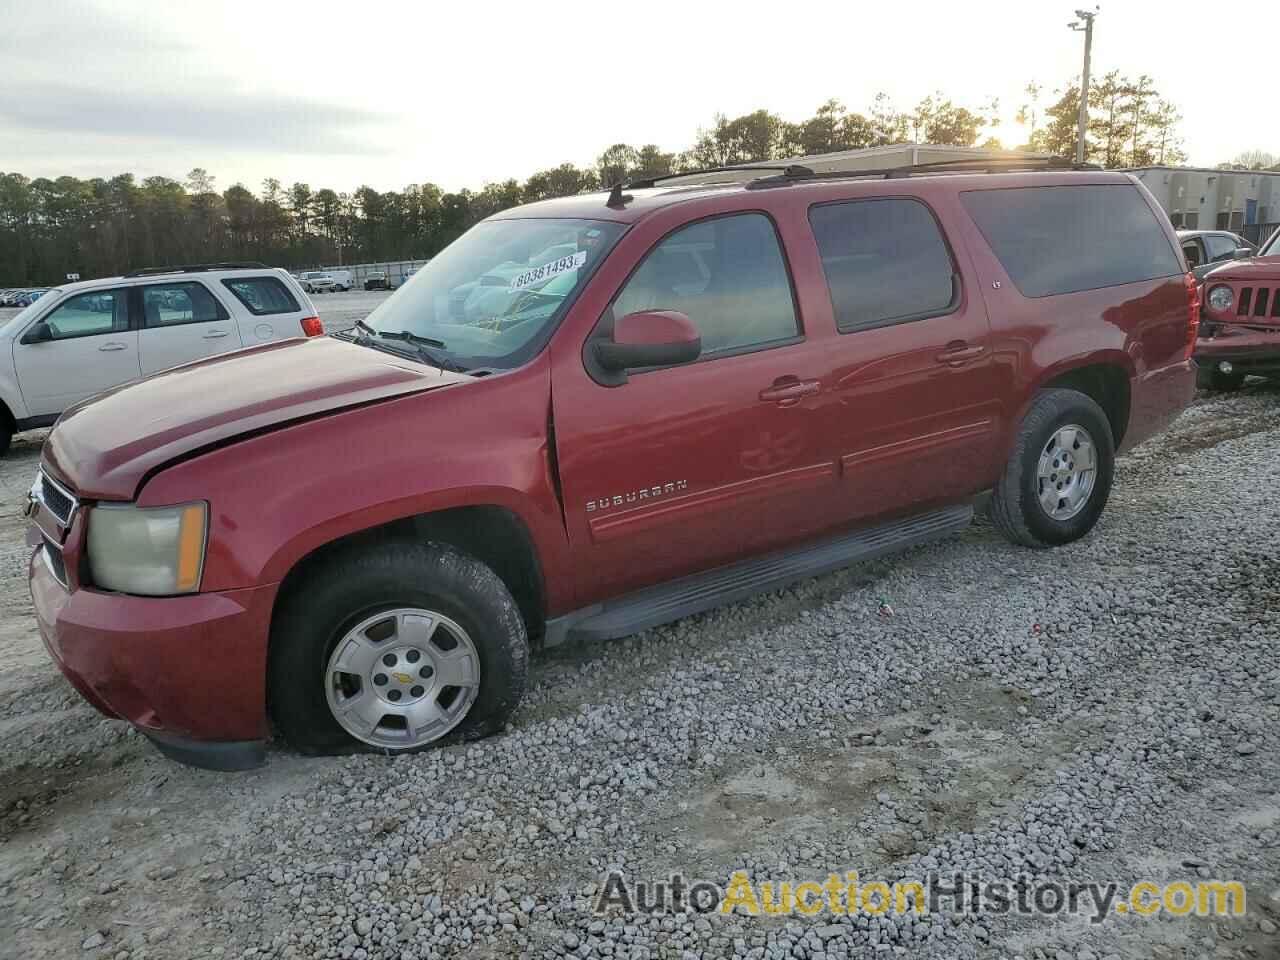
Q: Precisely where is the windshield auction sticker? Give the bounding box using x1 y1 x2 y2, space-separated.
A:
509 251 587 292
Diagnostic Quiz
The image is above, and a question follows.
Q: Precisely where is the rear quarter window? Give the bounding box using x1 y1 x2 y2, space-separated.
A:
221 276 301 315
961 184 1182 298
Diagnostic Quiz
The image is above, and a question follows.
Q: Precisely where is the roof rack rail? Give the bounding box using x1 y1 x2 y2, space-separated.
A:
624 164 815 190
745 155 1100 189
124 261 270 278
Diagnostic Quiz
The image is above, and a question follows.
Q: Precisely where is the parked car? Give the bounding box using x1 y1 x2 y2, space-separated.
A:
1194 226 1280 390
299 271 338 294
328 270 352 292
364 272 391 291
1178 229 1255 282
27 163 1196 770
13 289 48 307
0 264 320 453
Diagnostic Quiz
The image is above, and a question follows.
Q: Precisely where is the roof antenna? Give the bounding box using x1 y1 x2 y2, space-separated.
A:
606 182 632 209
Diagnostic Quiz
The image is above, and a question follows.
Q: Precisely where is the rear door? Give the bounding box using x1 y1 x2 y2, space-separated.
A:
136 280 245 375
14 288 141 416
219 273 317 344
806 195 1001 522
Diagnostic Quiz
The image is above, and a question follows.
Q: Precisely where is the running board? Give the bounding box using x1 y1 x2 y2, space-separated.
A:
544 503 973 647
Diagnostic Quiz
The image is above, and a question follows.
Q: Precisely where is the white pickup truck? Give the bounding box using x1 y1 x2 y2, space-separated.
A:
0 264 320 454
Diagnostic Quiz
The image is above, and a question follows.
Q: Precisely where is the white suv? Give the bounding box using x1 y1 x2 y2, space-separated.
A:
299 271 340 294
0 264 320 454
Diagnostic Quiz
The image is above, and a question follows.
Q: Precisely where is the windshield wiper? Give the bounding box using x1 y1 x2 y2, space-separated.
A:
350 317 377 342
377 329 460 373
379 329 446 349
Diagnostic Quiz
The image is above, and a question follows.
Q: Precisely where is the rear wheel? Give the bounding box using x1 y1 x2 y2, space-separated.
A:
269 541 528 755
990 388 1115 548
1196 365 1245 391
0 424 11 458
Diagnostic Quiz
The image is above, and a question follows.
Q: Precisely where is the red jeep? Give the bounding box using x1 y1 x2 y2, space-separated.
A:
27 162 1197 769
1195 228 1280 390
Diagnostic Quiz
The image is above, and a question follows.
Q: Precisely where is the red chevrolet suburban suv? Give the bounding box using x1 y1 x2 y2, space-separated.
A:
1195 226 1280 390
26 161 1198 770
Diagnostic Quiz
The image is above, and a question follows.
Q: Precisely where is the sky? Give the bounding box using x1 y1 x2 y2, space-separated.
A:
0 0 1271 196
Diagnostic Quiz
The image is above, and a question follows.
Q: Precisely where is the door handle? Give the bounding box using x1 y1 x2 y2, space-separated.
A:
935 342 987 366
98 342 127 352
202 330 230 339
759 378 820 406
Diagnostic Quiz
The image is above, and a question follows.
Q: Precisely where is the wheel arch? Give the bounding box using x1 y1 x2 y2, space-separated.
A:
271 503 548 645
1022 354 1133 449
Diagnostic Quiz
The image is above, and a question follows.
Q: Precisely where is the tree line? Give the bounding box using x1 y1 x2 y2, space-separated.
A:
0 73 1263 285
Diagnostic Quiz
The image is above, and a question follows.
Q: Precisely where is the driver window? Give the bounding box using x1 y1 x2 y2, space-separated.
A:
1182 241 1202 267
1205 234 1238 263
39 290 130 340
611 213 799 355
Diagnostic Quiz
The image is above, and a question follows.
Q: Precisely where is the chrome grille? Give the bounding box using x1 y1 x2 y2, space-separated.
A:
41 537 68 587
33 470 77 526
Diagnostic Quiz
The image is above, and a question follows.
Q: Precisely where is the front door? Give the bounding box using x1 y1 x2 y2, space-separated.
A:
136 280 244 375
552 212 838 605
806 196 1001 522
14 288 141 417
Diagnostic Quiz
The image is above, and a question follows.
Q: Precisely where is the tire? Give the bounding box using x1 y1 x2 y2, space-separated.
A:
990 388 1115 548
1196 364 1245 392
0 424 11 458
268 540 528 756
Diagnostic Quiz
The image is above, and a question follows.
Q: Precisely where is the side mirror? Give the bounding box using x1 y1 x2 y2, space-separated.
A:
20 321 52 345
595 310 701 374
1233 247 1254 259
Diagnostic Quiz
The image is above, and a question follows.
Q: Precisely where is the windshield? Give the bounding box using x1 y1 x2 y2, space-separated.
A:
2 288 61 334
362 218 625 369
1261 228 1280 258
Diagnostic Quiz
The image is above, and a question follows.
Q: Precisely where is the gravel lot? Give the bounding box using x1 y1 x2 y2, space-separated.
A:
1 294 1278 959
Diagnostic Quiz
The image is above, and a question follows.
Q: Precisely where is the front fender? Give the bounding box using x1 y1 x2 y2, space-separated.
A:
137 359 574 611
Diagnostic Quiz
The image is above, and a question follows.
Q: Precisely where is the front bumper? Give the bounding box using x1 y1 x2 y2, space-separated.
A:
30 548 277 770
1194 326 1280 375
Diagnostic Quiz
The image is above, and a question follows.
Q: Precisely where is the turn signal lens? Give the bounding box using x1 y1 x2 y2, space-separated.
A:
300 316 323 337
175 503 207 592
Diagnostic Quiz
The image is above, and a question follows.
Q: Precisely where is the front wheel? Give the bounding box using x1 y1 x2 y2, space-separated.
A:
269 541 529 755
990 388 1115 548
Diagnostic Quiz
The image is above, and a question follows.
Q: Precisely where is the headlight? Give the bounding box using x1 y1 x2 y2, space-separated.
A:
87 502 207 595
1206 285 1234 313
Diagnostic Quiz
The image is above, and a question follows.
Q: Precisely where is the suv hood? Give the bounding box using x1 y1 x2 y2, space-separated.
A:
45 336 471 500
1204 257 1280 283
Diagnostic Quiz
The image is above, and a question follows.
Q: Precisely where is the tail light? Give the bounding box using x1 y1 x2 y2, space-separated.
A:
300 316 323 337
1183 272 1200 359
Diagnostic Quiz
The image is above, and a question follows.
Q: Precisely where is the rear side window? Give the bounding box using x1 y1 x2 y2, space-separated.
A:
139 282 226 327
961 184 1181 298
808 198 957 333
221 276 301 315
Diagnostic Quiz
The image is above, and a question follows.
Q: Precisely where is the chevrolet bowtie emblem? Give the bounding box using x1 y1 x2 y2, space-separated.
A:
392 672 412 684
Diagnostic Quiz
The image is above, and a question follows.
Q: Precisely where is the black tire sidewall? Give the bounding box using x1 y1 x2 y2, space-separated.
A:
269 542 527 755
1015 397 1115 546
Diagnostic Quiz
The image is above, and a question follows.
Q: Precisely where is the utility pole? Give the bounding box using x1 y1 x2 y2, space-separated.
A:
1068 8 1098 164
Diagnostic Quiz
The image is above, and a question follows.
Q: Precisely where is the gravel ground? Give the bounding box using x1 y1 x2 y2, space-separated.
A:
1 298 1277 959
